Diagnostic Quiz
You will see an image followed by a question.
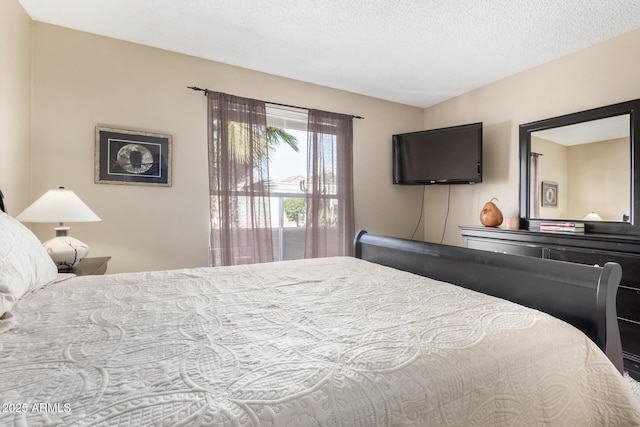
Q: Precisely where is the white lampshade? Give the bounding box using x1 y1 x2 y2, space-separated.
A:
583 212 603 221
17 187 101 268
17 188 101 223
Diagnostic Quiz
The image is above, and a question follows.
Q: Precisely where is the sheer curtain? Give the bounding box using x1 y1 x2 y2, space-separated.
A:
530 152 542 218
305 109 355 257
207 91 274 266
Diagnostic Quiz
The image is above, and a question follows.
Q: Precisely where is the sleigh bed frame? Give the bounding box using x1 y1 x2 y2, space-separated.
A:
354 230 624 373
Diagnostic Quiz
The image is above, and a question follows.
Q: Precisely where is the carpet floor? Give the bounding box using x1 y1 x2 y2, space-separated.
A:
625 371 640 401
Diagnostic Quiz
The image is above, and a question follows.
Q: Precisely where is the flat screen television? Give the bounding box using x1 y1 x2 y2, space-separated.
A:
392 122 483 185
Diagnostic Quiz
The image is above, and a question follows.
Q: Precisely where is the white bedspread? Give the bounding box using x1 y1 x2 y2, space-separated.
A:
1 256 639 426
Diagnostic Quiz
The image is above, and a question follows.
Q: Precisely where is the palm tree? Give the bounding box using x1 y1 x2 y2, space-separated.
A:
267 126 299 153
227 124 299 165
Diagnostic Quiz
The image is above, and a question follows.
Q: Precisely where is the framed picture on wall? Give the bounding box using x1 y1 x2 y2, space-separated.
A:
95 126 172 186
541 181 558 207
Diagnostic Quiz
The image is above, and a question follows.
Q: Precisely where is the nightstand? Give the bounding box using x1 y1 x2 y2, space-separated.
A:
59 257 111 276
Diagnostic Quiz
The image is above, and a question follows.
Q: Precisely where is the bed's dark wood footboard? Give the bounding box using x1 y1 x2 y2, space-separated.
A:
354 230 624 373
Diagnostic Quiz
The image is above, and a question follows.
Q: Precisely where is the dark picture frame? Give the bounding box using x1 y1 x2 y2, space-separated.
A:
541 181 558 207
95 126 172 186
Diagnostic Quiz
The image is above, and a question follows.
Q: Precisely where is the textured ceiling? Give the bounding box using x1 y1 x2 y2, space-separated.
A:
18 0 640 108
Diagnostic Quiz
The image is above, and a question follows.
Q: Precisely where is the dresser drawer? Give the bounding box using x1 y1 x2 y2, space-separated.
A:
465 238 543 258
620 319 640 357
548 247 640 289
617 286 640 323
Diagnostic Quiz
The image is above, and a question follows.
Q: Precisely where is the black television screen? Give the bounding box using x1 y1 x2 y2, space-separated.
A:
393 122 482 185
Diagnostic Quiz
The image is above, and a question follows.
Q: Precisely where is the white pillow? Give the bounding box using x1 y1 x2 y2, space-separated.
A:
0 211 58 317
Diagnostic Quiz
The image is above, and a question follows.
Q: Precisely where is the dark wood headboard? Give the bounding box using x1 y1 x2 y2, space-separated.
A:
354 230 624 373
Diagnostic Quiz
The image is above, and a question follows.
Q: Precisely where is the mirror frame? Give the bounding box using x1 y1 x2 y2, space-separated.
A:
519 98 640 235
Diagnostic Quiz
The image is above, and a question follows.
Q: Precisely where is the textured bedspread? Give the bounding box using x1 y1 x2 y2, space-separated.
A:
1 256 640 426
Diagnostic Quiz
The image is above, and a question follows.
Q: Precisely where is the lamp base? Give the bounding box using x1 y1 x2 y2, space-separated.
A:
43 227 89 268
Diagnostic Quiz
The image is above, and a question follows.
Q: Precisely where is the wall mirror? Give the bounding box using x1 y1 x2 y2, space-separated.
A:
519 98 640 235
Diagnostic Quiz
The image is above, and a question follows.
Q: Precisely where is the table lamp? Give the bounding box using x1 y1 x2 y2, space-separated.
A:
16 187 101 268
583 212 603 221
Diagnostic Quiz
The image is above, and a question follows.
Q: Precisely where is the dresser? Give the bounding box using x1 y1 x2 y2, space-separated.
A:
460 225 640 379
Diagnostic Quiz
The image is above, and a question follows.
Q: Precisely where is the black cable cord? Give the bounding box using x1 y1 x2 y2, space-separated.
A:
439 185 451 244
410 186 426 240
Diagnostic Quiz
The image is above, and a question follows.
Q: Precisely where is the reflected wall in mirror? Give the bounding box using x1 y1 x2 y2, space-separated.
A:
520 98 640 235
530 115 630 221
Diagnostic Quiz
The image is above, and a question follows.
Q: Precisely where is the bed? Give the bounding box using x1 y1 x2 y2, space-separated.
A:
1 212 640 426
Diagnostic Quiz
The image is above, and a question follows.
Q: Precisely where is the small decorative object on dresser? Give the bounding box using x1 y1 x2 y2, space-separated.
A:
538 221 585 233
479 197 503 227
505 216 520 229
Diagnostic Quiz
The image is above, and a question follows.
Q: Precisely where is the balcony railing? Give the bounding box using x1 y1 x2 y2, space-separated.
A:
210 191 338 264
271 192 306 261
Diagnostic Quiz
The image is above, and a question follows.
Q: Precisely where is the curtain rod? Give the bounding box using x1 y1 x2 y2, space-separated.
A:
187 86 364 119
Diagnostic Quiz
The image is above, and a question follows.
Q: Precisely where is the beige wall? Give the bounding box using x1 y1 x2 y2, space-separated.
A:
530 137 629 221
423 28 640 245
567 138 629 221
12 0 640 270
29 23 424 273
0 0 32 213
531 136 631 221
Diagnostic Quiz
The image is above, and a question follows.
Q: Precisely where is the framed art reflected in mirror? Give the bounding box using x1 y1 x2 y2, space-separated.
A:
95 126 172 187
541 182 557 207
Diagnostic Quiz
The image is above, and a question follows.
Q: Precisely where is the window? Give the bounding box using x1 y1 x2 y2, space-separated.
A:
266 106 308 261
207 91 354 266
